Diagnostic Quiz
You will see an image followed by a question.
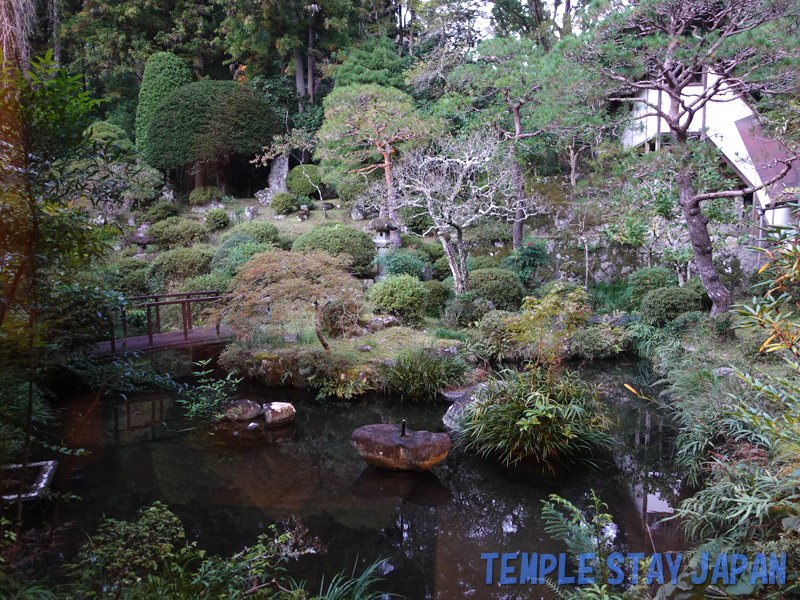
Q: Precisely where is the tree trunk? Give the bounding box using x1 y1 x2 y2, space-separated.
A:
677 172 732 314
194 163 203 189
397 0 403 56
511 158 525 249
307 24 315 106
439 232 468 294
315 301 331 353
381 151 402 248
568 145 578 187
294 46 306 113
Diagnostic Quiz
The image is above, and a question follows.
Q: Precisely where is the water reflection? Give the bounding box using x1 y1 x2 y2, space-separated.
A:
55 359 684 600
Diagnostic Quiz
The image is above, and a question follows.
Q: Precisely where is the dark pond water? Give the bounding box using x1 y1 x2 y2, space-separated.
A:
52 357 684 600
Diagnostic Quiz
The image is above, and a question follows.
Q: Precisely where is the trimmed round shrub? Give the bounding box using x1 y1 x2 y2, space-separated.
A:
377 248 429 279
628 267 678 305
145 80 278 170
148 247 213 287
467 255 498 271
368 274 427 322
107 257 151 296
292 224 376 276
336 179 366 203
180 270 232 295
469 268 525 311
86 121 134 153
535 279 582 299
640 286 702 326
148 217 206 249
146 202 179 222
204 208 230 231
135 52 192 151
270 192 300 215
684 276 712 310
231 221 280 245
110 257 150 278
286 165 323 198
211 233 263 274
434 255 452 280
189 186 223 206
476 310 526 362
423 279 452 316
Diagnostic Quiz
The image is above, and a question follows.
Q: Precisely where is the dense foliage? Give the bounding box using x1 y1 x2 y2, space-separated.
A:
286 165 323 198
292 224 376 276
368 274 427 323
135 52 192 150
468 268 526 312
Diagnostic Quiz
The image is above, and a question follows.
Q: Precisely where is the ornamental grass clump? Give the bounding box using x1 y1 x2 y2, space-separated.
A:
380 349 468 402
459 368 612 468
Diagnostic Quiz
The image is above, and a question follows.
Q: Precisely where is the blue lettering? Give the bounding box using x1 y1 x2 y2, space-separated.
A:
691 553 709 584
539 554 557 584
751 553 767 585
500 553 517 584
520 553 537 584
606 553 624 585
769 553 786 585
665 553 682 585
578 553 595 584
557 553 575 584
482 553 499 584
646 553 664 585
729 554 747 584
711 553 729 585
627 553 645 584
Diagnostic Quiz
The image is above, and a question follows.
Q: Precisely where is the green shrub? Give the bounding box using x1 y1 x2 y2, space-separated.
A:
639 286 701 326
470 220 512 244
135 52 192 153
418 241 445 262
569 324 629 360
628 266 678 305
270 192 300 215
588 281 632 314
148 247 213 287
335 179 366 203
379 349 468 402
118 268 151 296
423 279 451 316
212 235 269 275
188 186 223 206
230 221 280 245
298 196 315 210
459 368 612 467
286 165 323 198
502 237 549 287
467 255 498 271
148 217 206 249
684 276 712 310
433 255 452 280
146 202 179 222
109 257 150 278
441 292 493 328
401 207 434 235
180 270 232 295
292 224 376 276
535 279 582 299
368 274 427 322
469 268 525 311
277 234 296 251
204 208 230 231
376 248 429 279
475 310 526 362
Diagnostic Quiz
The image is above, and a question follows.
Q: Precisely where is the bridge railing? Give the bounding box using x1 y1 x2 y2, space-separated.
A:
108 291 222 352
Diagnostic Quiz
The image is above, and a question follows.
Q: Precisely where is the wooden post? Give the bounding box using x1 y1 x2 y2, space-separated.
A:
146 305 154 347
109 320 116 354
121 309 128 339
181 302 189 341
155 296 161 333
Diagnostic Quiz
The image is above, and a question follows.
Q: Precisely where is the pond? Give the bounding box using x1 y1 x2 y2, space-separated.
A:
53 356 684 599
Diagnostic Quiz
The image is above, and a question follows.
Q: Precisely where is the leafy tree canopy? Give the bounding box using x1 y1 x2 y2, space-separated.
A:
135 52 192 150
328 36 407 90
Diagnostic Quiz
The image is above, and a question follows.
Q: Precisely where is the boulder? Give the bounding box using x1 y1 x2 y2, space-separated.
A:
255 188 273 206
263 402 296 427
190 201 225 214
244 206 259 220
351 424 451 472
268 156 289 193
422 346 458 359
714 367 736 377
365 316 400 331
321 202 336 211
357 345 373 352
224 399 264 421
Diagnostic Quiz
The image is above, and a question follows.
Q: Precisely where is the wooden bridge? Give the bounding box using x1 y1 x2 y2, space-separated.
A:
93 291 233 356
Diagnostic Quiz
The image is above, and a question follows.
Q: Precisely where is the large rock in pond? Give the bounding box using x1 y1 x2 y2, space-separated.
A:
263 402 296 427
224 399 263 421
351 424 451 472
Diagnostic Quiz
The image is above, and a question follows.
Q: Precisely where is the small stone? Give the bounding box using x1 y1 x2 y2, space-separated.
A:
244 206 258 220
223 399 264 421
714 367 736 377
273 215 286 220
422 346 458 358
263 402 296 427
358 345 373 352
365 316 400 331
247 422 259 430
